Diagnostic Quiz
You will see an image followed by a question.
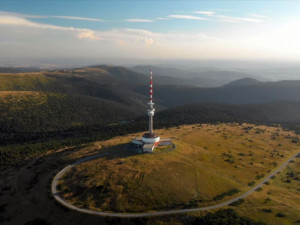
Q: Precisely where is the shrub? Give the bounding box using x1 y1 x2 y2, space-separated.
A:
248 181 255 186
213 188 240 201
261 208 272 213
229 199 245 206
256 174 265 180
193 209 266 225
255 187 263 192
276 212 285 217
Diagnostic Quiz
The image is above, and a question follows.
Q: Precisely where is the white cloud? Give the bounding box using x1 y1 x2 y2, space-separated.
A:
0 11 103 22
156 17 169 20
248 13 268 18
77 30 101 40
218 15 263 23
50 16 103 22
194 11 215 16
126 19 155 23
168 14 208 20
0 15 75 30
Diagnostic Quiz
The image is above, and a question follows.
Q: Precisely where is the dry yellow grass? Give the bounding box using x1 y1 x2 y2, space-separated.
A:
59 123 300 214
0 72 53 91
235 157 300 225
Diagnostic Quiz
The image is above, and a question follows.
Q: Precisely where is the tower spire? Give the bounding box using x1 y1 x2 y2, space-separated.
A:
150 69 153 104
147 69 155 134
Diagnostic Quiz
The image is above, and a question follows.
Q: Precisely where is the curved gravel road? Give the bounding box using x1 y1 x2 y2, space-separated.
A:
52 150 300 218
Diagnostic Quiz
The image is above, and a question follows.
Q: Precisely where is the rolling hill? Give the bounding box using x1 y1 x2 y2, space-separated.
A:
0 66 41 73
154 101 300 126
131 65 262 87
223 77 262 87
3 65 300 109
150 79 300 107
3 65 300 150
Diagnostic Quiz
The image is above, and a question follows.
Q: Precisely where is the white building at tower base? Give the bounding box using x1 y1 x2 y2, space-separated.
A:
131 137 173 153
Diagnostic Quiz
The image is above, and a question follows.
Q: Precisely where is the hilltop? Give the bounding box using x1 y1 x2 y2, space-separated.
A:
223 78 262 87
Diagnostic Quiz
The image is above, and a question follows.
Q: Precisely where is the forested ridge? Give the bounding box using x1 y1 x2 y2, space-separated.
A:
2 66 300 166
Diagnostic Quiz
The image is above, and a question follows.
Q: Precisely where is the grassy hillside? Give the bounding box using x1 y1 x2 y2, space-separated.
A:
0 66 149 108
59 123 300 217
235 156 300 225
0 73 54 91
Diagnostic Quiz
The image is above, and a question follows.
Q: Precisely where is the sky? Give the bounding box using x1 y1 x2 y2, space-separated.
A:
1 0 300 66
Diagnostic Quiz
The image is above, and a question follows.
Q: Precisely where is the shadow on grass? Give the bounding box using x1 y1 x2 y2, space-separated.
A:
95 143 142 161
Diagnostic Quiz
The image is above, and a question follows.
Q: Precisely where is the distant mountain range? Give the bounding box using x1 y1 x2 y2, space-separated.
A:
222 77 262 87
155 101 300 126
131 65 264 87
0 67 41 73
2 64 300 109
2 64 300 149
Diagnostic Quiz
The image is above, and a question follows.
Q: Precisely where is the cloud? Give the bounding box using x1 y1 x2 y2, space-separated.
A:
139 37 155 45
0 11 299 62
50 16 103 22
0 11 103 22
248 13 268 18
168 15 208 20
194 11 215 16
126 19 155 23
218 15 263 23
0 15 75 30
77 30 101 40
156 17 169 20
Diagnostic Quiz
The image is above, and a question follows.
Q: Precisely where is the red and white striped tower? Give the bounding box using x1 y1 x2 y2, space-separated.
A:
150 69 153 104
141 69 160 144
147 69 155 134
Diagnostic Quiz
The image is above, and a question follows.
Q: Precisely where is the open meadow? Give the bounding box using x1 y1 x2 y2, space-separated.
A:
58 123 300 223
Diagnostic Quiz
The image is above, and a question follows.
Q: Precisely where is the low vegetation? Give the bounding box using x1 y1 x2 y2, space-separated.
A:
58 123 300 213
235 155 300 225
192 209 265 225
229 199 245 206
213 188 240 201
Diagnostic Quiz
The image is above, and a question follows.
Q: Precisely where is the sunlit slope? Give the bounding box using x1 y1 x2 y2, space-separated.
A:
59 123 300 213
0 73 54 91
0 66 149 108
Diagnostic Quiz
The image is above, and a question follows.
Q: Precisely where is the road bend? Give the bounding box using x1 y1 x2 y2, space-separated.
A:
52 151 300 218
